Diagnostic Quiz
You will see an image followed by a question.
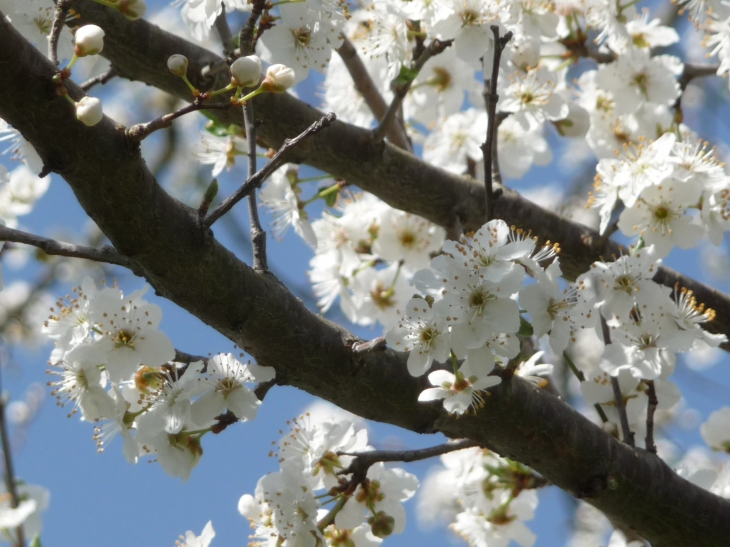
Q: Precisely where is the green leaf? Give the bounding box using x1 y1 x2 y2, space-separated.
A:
518 316 534 337
324 189 338 207
392 65 419 87
30 534 43 547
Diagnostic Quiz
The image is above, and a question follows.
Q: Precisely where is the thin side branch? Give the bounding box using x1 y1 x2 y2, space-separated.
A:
214 7 235 58
238 0 266 56
0 225 133 268
601 317 635 447
205 112 337 228
80 66 117 91
563 352 609 423
126 100 232 141
174 349 208 364
338 439 478 482
644 380 658 455
243 100 268 271
371 39 452 148
0 369 25 547
679 63 720 90
48 0 71 66
480 27 512 222
336 36 410 151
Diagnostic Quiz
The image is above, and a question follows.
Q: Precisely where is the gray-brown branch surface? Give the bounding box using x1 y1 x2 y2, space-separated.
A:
62 1 730 352
0 6 729 546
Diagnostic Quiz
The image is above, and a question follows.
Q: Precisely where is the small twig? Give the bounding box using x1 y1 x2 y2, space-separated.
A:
611 375 635 447
242 101 268 271
351 336 387 354
336 37 410 151
174 349 208 364
480 26 512 222
201 53 239 79
239 0 266 56
563 352 609 424
592 220 620 252
254 378 276 401
643 380 658 454
205 112 337 228
214 7 236 58
371 39 452 147
80 67 117 92
0 225 133 268
679 63 720 91
338 439 478 483
600 317 635 447
0 368 25 547
48 0 71 66
560 37 615 64
126 100 231 141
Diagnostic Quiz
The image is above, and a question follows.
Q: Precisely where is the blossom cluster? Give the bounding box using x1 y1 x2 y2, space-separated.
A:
419 447 540 547
43 278 275 480
238 413 418 547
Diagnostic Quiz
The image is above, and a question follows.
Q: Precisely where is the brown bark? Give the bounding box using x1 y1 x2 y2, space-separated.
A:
0 6 729 546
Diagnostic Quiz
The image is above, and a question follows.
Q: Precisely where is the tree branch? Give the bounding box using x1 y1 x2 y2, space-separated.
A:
3 10 730 546
481 27 511 221
0 369 25 547
49 0 71 67
126 99 232 141
644 380 658 455
336 36 411 150
371 39 450 148
80 66 117 91
0 225 134 269
338 439 478 480
204 112 337 228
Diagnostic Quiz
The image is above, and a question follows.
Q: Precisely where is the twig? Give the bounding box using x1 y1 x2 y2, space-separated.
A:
563 352 609 423
351 336 387 354
238 0 266 56
80 67 117 92
0 225 133 269
242 101 267 271
600 317 635 447
679 63 720 91
336 37 410 150
254 378 276 401
371 39 452 148
204 112 337 228
611 375 635 447
214 7 236 58
125 100 232 141
174 349 208 364
643 380 658 454
48 0 71 66
338 439 478 483
201 53 239 79
480 26 512 222
0 368 25 547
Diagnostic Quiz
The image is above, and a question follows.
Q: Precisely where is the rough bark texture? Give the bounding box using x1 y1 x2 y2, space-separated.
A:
1 5 729 546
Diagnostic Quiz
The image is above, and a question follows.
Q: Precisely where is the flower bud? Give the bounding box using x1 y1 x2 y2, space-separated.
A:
74 25 105 57
167 54 189 77
230 55 262 88
368 511 395 538
260 64 295 93
119 0 147 21
75 96 103 126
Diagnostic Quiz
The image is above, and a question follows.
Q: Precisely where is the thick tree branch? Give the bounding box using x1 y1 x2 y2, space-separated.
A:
2 10 730 547
59 0 730 354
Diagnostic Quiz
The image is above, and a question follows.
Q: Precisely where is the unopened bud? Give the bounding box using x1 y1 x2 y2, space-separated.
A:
119 0 147 20
230 55 262 88
75 96 103 126
368 511 395 538
74 25 105 57
260 64 295 93
168 54 189 77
